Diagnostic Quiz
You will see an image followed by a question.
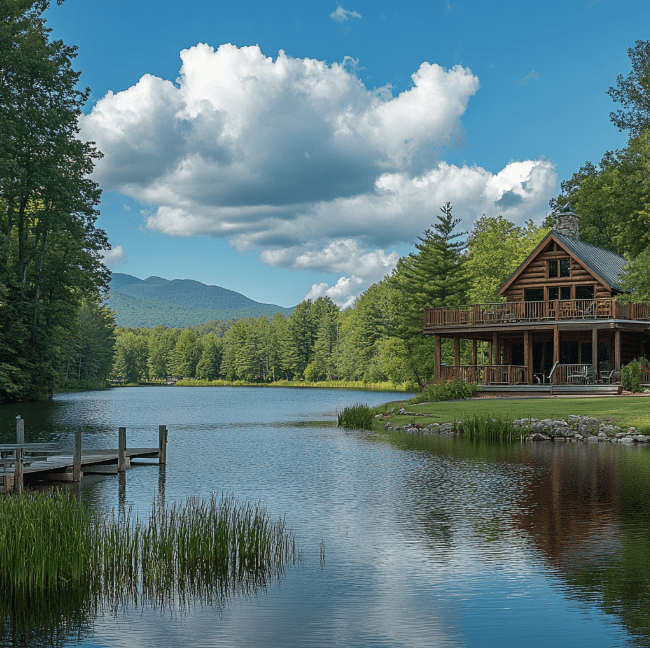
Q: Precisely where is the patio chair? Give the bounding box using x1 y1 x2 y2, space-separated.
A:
600 369 615 384
567 365 588 384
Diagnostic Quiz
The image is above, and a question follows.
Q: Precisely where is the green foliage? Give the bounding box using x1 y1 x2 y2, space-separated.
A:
553 131 650 257
0 0 109 402
459 415 519 442
390 203 468 388
608 40 650 138
465 216 549 303
61 300 116 386
337 403 375 430
621 357 649 392
410 378 480 404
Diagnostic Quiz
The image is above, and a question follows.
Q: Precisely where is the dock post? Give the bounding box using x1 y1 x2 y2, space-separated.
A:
15 416 24 492
73 429 82 482
159 425 167 465
118 427 127 473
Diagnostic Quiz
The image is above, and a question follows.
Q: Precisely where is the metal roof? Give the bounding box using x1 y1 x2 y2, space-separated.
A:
553 232 627 290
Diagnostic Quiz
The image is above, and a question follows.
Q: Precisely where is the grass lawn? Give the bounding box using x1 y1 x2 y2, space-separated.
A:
371 395 650 433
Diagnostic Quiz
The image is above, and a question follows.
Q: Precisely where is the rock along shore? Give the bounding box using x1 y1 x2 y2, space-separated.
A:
381 410 648 444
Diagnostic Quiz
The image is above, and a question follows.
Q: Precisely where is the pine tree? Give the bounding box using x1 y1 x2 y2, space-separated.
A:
390 203 469 388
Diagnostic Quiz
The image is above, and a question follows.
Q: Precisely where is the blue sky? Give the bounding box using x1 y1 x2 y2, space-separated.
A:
46 0 648 308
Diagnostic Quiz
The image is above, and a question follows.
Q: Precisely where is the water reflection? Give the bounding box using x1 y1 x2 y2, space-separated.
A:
2 388 650 647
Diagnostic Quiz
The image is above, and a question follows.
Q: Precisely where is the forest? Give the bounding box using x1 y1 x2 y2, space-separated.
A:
1 0 649 401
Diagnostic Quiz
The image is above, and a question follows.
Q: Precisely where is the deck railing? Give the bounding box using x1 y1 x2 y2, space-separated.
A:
440 365 526 385
439 363 627 386
425 298 650 327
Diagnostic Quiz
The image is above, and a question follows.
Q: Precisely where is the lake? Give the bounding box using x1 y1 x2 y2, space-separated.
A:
1 386 650 647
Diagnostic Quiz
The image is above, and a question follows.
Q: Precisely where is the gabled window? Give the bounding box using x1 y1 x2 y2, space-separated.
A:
548 258 571 278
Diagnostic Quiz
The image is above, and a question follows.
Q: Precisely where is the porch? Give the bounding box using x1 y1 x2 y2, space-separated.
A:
425 299 650 328
439 363 650 390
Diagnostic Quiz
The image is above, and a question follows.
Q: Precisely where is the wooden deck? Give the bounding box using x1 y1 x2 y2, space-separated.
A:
424 299 650 329
0 422 168 493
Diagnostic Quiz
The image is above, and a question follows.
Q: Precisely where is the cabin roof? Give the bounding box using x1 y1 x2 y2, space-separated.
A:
554 232 627 290
498 230 628 295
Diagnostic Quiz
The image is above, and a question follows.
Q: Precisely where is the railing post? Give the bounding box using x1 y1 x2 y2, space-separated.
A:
118 427 128 473
159 425 168 465
15 416 24 492
73 428 82 482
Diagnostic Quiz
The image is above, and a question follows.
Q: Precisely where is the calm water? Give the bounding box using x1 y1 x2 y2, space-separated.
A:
2 387 650 647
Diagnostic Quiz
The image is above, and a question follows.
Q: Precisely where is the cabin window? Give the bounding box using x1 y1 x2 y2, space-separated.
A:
575 285 594 300
524 288 544 302
560 286 571 300
560 259 571 277
560 341 579 364
548 287 559 301
548 258 571 278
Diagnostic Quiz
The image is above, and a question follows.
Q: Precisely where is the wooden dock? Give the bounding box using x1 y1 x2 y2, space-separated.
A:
0 419 168 493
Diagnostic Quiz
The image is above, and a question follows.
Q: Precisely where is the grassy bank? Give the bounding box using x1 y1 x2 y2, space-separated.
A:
175 378 414 392
372 395 650 433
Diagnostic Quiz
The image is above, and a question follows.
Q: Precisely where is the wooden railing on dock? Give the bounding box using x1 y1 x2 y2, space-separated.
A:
425 298 650 328
1 418 168 494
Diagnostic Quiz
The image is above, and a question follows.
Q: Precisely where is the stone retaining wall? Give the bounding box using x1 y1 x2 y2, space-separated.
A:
381 410 647 444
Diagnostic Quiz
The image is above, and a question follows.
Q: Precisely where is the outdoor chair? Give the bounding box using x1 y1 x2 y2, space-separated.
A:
567 365 589 384
582 301 596 318
600 369 615 384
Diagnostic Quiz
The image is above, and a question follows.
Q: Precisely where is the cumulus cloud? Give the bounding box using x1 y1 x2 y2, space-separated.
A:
329 5 361 22
101 245 128 268
81 44 557 306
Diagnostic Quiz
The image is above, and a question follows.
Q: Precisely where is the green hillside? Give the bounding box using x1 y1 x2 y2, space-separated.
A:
107 274 294 328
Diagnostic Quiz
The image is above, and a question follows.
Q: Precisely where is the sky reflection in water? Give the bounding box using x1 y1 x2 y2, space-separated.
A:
0 387 647 647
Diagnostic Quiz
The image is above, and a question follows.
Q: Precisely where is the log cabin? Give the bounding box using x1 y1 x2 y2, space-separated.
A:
423 204 650 391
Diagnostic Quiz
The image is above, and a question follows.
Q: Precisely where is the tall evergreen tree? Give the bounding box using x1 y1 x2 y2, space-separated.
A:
0 0 109 401
390 203 469 387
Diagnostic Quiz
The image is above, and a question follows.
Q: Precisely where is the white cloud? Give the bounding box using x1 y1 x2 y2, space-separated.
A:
329 5 361 22
101 245 128 268
306 276 365 309
81 43 557 306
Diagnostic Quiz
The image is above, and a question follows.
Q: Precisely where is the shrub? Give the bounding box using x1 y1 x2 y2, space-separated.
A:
337 403 374 430
410 378 480 404
621 357 650 393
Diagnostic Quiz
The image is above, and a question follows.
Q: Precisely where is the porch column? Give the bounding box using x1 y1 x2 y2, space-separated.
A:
492 331 499 364
489 341 493 365
454 337 461 368
615 329 621 372
553 326 560 365
592 326 598 378
472 339 477 366
434 334 442 384
524 330 532 385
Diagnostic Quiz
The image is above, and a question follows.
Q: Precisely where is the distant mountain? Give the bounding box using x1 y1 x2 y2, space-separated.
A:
107 273 294 328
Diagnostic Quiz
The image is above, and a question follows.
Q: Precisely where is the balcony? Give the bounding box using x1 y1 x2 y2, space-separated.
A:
424 299 650 329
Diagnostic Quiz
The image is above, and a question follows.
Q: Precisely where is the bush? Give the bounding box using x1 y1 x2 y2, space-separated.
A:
621 357 649 393
337 403 375 430
410 378 480 404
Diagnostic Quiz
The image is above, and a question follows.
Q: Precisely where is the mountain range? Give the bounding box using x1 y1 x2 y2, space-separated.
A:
107 273 294 328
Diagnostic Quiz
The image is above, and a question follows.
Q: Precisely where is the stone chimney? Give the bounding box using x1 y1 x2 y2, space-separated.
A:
554 202 580 239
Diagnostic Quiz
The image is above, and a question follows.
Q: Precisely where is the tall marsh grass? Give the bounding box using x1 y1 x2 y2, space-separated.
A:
337 403 375 430
460 415 520 442
0 490 299 640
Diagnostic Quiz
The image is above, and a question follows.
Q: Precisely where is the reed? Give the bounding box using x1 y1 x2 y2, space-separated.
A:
337 403 375 430
0 490 299 633
460 415 520 442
